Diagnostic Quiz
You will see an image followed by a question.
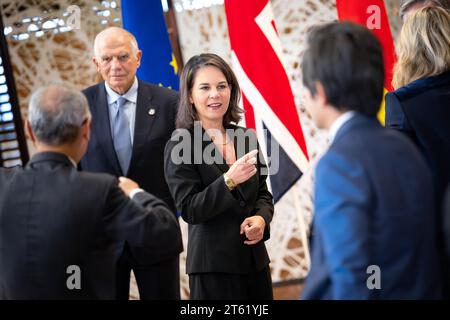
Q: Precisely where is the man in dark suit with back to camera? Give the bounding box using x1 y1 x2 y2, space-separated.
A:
300 22 443 299
0 84 181 299
79 27 182 299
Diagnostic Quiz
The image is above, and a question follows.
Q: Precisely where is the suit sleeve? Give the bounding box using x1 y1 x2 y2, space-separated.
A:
164 139 240 225
385 92 414 139
102 178 182 256
314 152 373 299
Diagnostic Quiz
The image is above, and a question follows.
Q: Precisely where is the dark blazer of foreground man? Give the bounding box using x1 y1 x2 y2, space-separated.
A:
0 84 181 299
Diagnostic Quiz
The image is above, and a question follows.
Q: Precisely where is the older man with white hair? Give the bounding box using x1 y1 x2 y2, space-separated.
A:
79 27 182 300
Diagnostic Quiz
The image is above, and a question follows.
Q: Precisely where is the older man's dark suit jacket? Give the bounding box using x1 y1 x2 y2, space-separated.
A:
80 80 179 215
164 124 274 275
79 80 183 299
0 152 181 299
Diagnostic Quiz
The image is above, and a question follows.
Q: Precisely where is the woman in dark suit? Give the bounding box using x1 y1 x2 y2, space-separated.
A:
386 7 450 206
385 6 450 296
164 53 274 300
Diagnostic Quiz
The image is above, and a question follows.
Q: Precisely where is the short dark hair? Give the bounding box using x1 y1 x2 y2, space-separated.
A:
176 53 243 129
400 0 450 20
302 22 384 116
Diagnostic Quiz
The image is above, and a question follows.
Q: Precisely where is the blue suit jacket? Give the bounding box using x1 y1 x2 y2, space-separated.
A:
302 114 443 299
385 71 450 208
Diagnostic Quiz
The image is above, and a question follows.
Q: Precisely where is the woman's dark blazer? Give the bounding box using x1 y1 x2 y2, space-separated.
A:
164 124 274 275
385 70 450 206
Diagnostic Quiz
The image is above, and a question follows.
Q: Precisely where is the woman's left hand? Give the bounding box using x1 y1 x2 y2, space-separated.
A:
240 215 266 245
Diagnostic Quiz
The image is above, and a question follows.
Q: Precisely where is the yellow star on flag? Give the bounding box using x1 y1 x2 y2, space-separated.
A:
170 53 178 75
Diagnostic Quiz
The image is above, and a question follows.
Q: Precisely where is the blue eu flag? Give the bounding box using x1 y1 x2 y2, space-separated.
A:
121 0 179 90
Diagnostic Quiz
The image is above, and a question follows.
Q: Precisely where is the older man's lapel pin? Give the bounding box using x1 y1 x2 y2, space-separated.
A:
148 108 156 116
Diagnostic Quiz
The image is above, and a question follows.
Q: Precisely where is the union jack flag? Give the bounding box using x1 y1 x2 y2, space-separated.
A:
224 0 309 202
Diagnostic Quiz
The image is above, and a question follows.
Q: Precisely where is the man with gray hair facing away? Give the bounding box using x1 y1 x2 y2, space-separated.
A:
0 84 182 299
399 0 450 20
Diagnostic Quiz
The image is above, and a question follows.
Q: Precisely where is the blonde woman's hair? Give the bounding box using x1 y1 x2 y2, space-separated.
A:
392 6 450 89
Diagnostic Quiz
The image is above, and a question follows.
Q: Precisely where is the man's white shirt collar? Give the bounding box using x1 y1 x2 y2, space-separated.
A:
329 111 356 143
67 155 77 168
105 77 138 104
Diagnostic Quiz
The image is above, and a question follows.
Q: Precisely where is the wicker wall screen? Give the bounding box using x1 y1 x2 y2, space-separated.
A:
1 0 122 154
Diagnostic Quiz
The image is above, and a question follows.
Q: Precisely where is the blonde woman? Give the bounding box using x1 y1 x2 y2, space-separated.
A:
385 6 450 298
386 6 450 206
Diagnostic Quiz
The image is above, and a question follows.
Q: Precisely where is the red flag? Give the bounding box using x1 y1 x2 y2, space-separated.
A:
336 0 397 123
225 0 309 201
